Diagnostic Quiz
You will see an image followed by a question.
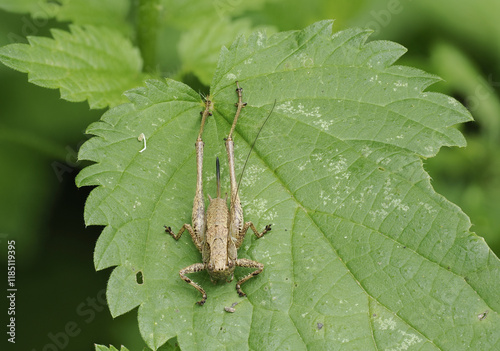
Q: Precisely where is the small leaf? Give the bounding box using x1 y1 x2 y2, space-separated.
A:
94 345 129 351
0 0 131 33
54 0 131 34
178 17 275 86
0 0 53 15
161 0 268 30
78 21 500 350
0 25 146 108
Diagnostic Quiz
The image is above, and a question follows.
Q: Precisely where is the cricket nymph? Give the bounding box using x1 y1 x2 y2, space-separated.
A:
165 82 272 306
203 158 236 283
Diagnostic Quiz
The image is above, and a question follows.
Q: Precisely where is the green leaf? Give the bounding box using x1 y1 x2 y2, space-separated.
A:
77 21 500 350
55 0 131 33
0 0 53 15
0 25 146 109
178 18 275 85
0 0 131 33
95 345 129 351
94 340 179 351
160 0 268 30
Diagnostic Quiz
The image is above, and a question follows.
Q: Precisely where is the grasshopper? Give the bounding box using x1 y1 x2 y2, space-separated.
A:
165 82 272 305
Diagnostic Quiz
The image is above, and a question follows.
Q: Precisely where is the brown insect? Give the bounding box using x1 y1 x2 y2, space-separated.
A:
165 82 272 305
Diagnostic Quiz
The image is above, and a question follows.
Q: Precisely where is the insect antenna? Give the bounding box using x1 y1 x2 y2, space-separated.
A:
234 100 276 201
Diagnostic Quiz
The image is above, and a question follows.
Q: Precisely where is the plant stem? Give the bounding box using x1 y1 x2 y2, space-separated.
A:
137 0 161 73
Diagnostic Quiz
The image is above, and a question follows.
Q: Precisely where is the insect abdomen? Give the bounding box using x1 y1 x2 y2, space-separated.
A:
205 197 231 280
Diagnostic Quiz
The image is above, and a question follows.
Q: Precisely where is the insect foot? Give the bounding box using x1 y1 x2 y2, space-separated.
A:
164 226 174 237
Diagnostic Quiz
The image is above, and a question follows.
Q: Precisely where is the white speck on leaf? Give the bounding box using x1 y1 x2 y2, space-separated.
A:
328 155 348 174
241 164 263 188
369 209 388 221
277 101 321 119
419 202 436 214
320 190 331 206
377 317 396 330
448 96 459 106
263 211 277 221
398 203 409 212
361 146 373 157
311 152 324 162
297 52 314 67
257 31 265 46
246 198 268 217
312 119 334 131
226 73 237 81
298 159 310 171
385 330 423 351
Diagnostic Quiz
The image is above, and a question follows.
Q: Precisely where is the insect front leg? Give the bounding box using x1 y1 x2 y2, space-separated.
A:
234 258 264 297
179 263 208 305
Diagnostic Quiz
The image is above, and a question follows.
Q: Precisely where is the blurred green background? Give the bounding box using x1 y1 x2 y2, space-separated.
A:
1 0 499 350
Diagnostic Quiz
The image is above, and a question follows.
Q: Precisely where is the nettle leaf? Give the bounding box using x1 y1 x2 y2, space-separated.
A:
0 25 145 109
161 0 268 30
53 0 131 33
0 0 52 14
95 345 129 351
178 17 275 85
94 341 178 351
77 21 500 350
0 0 130 32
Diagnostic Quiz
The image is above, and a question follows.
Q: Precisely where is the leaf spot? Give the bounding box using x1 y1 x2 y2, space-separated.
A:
419 202 437 214
392 330 423 350
394 80 408 88
478 310 488 321
136 271 144 285
376 316 396 330
245 198 268 217
133 199 142 209
298 159 311 171
277 100 322 119
256 31 265 46
226 73 237 81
